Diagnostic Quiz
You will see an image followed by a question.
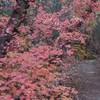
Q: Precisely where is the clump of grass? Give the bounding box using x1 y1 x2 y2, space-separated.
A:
73 43 96 60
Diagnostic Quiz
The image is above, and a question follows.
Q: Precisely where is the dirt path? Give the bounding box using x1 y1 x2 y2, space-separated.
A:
69 58 100 100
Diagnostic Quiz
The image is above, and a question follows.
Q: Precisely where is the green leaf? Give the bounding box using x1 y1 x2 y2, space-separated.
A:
52 30 59 39
0 9 12 16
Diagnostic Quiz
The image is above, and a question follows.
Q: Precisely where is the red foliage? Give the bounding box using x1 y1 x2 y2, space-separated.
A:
0 0 99 99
